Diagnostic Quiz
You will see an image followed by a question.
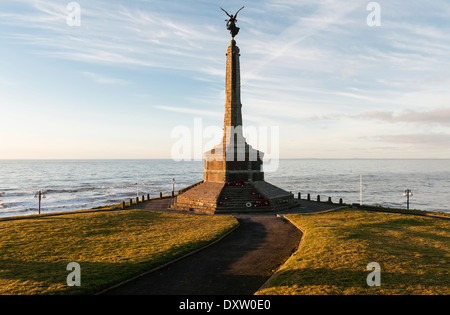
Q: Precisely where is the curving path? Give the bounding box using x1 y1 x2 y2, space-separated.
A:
101 198 340 295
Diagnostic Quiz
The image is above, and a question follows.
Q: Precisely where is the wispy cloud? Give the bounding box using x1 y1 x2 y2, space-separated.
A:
244 0 361 80
354 108 450 126
154 105 278 126
82 72 130 85
0 0 223 73
374 133 450 147
154 105 222 118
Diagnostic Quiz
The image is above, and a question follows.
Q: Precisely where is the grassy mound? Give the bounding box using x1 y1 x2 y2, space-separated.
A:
257 208 449 295
0 209 238 295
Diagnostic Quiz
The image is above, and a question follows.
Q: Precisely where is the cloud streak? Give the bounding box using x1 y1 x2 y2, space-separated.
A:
374 133 450 147
0 0 223 73
355 108 450 126
82 72 130 85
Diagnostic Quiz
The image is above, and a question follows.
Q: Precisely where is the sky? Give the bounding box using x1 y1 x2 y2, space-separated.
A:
0 0 449 159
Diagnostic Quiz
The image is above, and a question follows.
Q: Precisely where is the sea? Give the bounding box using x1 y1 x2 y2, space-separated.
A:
0 159 449 218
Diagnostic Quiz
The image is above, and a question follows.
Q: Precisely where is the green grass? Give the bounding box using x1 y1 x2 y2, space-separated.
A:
256 208 450 295
0 209 238 295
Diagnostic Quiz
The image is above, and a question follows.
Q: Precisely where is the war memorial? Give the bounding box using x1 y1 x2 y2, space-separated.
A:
172 7 295 213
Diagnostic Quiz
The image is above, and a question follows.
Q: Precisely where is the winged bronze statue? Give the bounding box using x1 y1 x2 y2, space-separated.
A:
220 6 244 38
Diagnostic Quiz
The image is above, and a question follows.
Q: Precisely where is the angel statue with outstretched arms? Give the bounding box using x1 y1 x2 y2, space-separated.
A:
221 6 244 38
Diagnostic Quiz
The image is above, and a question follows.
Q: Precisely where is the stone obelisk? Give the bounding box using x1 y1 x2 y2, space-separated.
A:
172 8 294 213
203 39 264 183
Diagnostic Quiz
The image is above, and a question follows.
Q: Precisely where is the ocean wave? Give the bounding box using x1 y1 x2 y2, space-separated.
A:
0 207 36 215
44 184 141 194
2 183 168 199
320 189 358 194
2 187 121 197
46 187 100 194
0 188 16 192
1 191 35 197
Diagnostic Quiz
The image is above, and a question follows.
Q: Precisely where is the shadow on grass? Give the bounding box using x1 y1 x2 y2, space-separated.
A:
0 258 164 295
343 217 450 258
262 266 448 294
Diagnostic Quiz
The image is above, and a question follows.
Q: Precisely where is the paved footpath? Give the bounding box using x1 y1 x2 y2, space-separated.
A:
101 198 341 295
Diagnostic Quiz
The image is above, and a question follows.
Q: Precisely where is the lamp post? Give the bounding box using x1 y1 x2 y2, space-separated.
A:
403 189 413 210
171 178 176 196
34 190 46 214
360 174 363 206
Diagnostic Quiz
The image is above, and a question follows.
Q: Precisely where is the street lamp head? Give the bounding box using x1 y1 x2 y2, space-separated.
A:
34 190 47 198
403 189 413 197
